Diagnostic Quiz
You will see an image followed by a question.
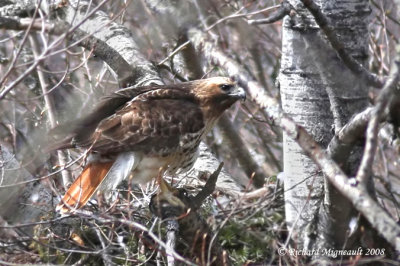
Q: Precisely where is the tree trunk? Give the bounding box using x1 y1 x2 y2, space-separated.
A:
280 0 370 251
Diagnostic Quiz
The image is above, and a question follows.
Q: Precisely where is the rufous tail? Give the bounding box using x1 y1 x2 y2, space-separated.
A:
56 162 113 214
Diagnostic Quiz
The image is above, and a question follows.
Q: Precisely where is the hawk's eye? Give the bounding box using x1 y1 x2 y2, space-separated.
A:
219 84 233 91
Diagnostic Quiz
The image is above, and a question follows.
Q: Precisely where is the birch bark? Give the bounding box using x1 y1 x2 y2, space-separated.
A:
280 0 370 250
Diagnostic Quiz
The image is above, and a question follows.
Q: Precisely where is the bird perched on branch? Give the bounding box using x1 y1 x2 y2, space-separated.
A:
49 77 245 214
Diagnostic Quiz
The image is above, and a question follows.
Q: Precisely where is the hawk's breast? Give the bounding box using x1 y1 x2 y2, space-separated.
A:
130 129 204 184
167 117 219 174
166 129 204 175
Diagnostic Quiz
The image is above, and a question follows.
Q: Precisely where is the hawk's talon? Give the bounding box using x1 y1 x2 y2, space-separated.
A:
52 77 244 213
156 176 185 208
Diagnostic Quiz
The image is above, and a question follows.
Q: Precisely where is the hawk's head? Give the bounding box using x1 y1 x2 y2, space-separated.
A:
190 77 246 118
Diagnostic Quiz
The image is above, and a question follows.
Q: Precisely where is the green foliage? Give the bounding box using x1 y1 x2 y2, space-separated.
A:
219 209 284 264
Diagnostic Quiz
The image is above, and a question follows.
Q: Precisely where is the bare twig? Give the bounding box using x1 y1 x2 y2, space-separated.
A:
0 15 141 89
191 162 223 209
150 163 230 265
280 115 400 251
29 35 72 186
187 25 400 251
356 47 400 185
207 4 281 31
62 211 196 265
237 186 271 200
0 17 53 31
158 40 190 66
300 0 385 88
0 1 42 93
166 220 178 266
94 226 114 266
327 107 374 160
0 0 115 99
248 1 292 25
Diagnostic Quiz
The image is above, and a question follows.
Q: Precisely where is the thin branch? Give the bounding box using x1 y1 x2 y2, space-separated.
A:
187 27 281 122
217 115 266 187
327 107 374 160
0 0 117 99
158 40 190 66
248 1 292 25
94 226 113 266
356 47 400 185
29 35 72 186
166 220 178 266
300 0 385 88
0 0 159 99
280 115 400 251
191 162 223 209
150 164 230 265
0 1 42 93
187 26 400 250
0 17 53 31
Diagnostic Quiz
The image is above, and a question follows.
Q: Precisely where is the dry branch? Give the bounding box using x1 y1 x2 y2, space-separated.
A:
29 35 72 186
327 107 374 160
172 34 267 187
281 116 400 251
150 163 231 266
0 0 240 228
248 0 292 25
299 0 385 88
187 23 400 251
141 1 267 188
356 47 400 185
187 28 281 123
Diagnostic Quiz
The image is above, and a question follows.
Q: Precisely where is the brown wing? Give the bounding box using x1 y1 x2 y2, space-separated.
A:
46 85 159 151
46 84 196 151
82 96 205 156
49 87 205 156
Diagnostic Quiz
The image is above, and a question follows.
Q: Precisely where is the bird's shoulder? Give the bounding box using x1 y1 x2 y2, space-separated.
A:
85 86 206 155
47 84 199 151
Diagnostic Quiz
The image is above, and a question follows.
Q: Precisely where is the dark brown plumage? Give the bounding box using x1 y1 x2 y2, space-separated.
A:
50 77 245 213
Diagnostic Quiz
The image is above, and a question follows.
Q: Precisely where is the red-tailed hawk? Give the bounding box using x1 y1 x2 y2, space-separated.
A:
50 77 245 213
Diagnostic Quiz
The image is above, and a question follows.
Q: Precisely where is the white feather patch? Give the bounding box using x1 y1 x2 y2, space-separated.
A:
98 152 141 200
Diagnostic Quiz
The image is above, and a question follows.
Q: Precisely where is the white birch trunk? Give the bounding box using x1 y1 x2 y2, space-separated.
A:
280 0 370 250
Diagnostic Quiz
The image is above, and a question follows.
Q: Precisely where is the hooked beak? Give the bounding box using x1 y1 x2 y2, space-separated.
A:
228 86 246 101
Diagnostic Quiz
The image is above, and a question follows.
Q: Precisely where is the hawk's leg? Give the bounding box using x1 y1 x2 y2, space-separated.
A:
150 163 231 265
155 168 186 209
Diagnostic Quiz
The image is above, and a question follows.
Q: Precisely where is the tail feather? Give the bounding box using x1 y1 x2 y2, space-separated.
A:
56 162 113 214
